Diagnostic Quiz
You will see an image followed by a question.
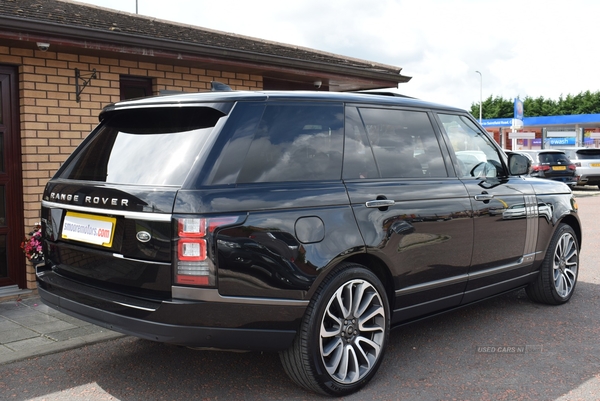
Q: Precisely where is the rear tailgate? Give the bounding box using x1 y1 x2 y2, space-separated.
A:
38 103 230 301
42 182 176 299
538 152 576 180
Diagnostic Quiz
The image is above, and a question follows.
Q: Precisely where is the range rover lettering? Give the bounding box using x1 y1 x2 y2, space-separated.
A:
37 91 581 396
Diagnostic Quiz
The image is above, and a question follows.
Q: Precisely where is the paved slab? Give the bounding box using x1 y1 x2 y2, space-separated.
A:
0 295 124 365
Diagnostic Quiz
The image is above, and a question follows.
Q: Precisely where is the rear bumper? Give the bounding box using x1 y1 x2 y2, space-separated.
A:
36 270 304 351
530 172 578 186
576 173 600 186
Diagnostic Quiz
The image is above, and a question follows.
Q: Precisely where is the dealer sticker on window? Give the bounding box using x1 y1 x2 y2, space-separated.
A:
62 212 116 247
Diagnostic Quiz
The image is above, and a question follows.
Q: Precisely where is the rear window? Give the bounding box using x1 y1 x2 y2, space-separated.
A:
537 152 570 164
57 107 226 186
575 149 600 159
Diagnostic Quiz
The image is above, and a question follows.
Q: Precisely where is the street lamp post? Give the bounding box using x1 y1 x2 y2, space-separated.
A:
475 71 482 123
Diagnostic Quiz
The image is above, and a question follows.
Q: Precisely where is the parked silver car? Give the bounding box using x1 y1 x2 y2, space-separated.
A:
556 147 600 189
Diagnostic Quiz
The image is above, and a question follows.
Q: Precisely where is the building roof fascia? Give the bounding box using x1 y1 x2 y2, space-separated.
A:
524 114 600 127
482 114 600 128
0 6 411 84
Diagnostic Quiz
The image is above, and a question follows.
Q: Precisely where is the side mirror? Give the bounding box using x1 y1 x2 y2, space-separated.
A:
507 153 530 176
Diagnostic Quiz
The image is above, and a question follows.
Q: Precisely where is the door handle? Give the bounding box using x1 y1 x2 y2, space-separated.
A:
474 194 494 201
366 199 396 208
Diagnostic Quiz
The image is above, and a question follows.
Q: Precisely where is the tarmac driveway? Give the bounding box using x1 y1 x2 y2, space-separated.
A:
0 191 598 400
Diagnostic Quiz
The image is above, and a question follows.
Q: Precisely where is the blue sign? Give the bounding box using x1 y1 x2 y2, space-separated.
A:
481 113 600 128
548 137 576 146
514 98 523 120
481 118 512 127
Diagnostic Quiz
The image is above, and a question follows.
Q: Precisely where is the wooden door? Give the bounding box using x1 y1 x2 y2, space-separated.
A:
0 65 25 288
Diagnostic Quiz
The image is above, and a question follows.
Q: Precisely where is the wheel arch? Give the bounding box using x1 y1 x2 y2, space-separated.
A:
558 213 582 250
309 253 395 311
280 254 392 395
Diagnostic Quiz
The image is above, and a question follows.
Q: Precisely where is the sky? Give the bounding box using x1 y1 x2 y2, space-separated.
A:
72 0 599 111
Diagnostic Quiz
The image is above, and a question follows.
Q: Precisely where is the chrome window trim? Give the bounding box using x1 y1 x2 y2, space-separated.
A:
42 200 172 222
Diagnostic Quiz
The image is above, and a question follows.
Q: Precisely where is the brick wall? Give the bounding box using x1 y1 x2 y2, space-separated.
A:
0 45 263 288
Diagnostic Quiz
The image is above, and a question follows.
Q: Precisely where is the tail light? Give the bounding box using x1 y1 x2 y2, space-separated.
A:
174 216 241 287
531 164 550 172
568 164 577 171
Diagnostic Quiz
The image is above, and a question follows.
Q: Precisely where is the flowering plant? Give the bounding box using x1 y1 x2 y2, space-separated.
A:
21 224 44 265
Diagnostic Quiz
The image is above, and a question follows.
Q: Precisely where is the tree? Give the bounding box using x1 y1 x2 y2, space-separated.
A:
469 91 600 118
470 95 512 119
523 96 557 116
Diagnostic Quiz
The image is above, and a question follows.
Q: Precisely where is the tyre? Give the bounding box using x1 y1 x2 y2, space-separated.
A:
526 223 579 304
280 263 390 396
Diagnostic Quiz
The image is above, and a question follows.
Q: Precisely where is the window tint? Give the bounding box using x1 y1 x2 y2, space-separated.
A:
519 151 571 165
344 107 446 179
575 149 600 159
236 103 343 183
343 107 378 179
438 113 504 178
538 152 570 164
58 107 225 186
204 102 265 186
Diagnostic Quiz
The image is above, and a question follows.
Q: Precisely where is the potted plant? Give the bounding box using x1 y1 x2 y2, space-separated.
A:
21 223 44 266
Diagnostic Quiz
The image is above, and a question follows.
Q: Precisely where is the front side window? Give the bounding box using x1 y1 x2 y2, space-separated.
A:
438 113 504 178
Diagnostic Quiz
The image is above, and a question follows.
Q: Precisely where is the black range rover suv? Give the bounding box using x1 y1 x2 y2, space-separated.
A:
37 91 581 396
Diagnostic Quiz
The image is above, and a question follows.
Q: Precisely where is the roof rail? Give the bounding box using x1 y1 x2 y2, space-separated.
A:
353 91 414 98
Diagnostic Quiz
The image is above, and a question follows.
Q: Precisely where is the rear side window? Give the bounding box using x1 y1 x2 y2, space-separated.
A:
57 107 226 186
343 107 446 179
236 103 344 183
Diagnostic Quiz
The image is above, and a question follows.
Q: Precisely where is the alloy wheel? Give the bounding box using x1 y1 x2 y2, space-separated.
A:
319 279 386 384
553 232 578 298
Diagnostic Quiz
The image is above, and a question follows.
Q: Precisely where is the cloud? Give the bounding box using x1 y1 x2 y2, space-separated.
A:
77 0 600 111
